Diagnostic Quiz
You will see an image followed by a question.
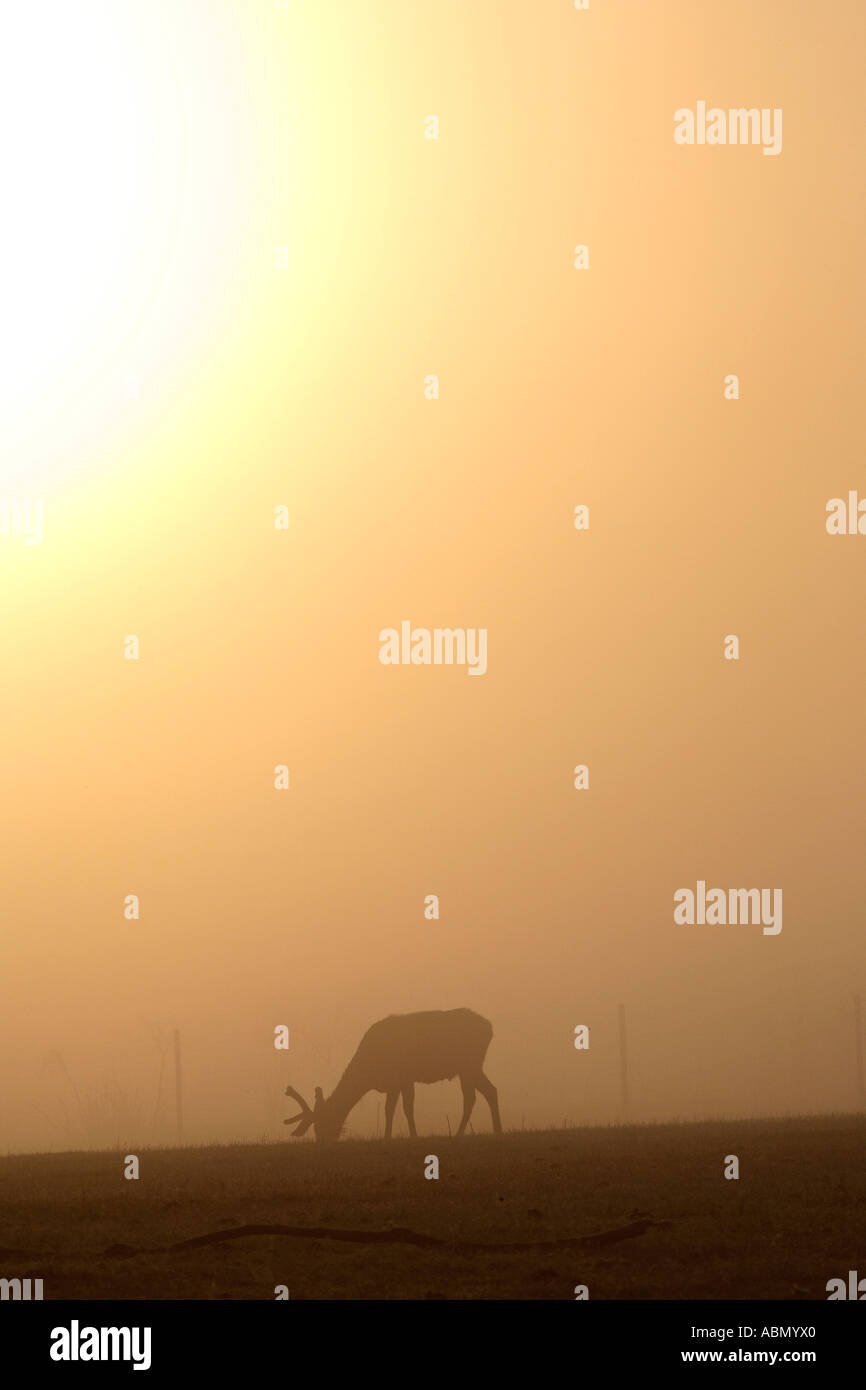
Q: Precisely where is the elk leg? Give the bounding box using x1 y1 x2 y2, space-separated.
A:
401 1082 417 1137
384 1090 398 1139
477 1071 502 1134
456 1075 476 1136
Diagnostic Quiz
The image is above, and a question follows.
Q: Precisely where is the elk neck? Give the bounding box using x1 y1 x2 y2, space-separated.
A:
327 1062 370 1122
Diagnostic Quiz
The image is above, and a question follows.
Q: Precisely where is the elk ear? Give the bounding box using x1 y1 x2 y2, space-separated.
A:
314 1087 324 1105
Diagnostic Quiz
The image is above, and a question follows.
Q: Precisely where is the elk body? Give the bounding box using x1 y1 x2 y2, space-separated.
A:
285 1008 502 1142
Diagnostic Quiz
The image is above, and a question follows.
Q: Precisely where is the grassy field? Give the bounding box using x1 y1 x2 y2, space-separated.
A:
1 1114 863 1300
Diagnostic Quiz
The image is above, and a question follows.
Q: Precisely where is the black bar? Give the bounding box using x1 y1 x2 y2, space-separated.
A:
2 1300 859 1375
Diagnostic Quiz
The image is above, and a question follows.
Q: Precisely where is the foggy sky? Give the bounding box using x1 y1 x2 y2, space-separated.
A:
2 0 864 1153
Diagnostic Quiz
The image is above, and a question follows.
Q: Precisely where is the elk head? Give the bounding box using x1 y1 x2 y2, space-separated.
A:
284 1085 341 1142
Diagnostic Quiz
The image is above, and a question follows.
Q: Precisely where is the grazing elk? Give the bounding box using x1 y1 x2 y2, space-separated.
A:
285 1008 502 1142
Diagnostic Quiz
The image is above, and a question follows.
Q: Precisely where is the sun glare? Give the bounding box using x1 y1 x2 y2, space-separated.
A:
0 3 185 462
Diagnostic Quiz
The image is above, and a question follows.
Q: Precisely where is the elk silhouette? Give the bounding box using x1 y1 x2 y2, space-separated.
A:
284 1008 502 1141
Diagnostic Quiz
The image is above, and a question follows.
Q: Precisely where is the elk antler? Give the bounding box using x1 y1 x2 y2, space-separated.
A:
284 1086 316 1135
284 1086 312 1123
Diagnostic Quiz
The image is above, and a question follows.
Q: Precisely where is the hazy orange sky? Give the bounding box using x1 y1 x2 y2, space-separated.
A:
1 0 864 1152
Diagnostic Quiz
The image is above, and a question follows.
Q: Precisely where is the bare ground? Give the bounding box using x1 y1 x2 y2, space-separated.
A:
1 1114 863 1299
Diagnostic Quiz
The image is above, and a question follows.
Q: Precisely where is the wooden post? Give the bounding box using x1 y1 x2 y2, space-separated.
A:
855 995 865 1111
174 1028 184 1142
618 1004 629 1123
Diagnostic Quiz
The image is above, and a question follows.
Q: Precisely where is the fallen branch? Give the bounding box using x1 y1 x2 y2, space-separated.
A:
103 1217 671 1258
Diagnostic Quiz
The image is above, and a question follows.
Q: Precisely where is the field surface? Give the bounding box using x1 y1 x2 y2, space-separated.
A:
1 1115 863 1300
